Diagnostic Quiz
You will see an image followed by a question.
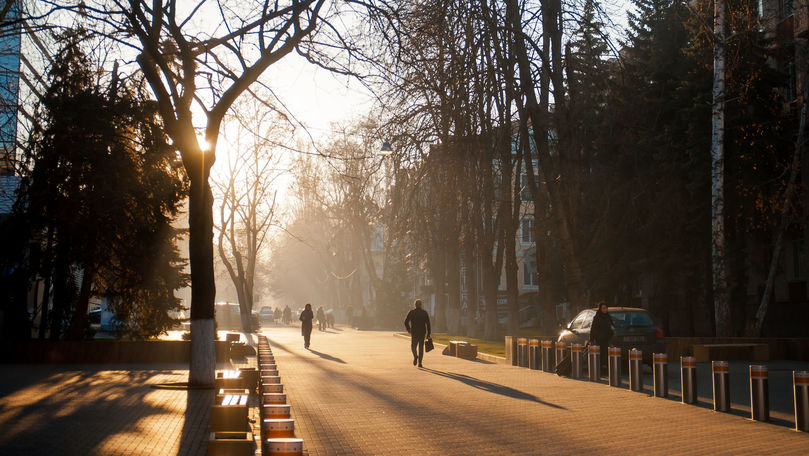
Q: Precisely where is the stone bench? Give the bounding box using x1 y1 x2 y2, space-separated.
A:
692 343 769 363
210 394 249 432
208 431 255 456
447 340 478 360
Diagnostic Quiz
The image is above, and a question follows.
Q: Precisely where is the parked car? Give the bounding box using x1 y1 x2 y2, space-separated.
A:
259 306 274 323
557 306 665 364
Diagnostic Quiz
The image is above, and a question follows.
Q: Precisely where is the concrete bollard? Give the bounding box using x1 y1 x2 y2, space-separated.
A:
542 340 554 373
262 393 287 405
571 344 583 379
262 418 295 439
608 347 621 387
517 338 528 367
555 341 567 373
261 367 279 376
653 353 668 398
712 361 730 412
749 365 769 422
262 383 284 394
261 375 281 385
629 349 643 392
680 356 697 404
795 371 809 432
528 339 540 370
261 404 291 420
588 345 601 382
264 437 303 456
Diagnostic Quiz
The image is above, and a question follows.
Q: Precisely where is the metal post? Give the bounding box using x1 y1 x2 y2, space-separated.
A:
712 361 730 412
749 365 769 422
541 340 554 372
555 341 567 373
529 339 540 370
517 338 528 368
608 347 621 387
629 349 643 392
653 353 668 398
588 345 601 382
571 344 583 379
680 356 697 404
795 371 809 432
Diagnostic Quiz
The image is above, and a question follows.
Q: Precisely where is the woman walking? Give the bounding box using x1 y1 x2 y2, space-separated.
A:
300 303 314 349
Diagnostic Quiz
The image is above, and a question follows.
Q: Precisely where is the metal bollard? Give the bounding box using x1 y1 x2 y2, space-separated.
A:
749 365 769 422
712 361 730 412
653 353 668 398
528 339 540 370
629 349 643 392
517 338 528 367
795 371 809 432
555 341 567 372
608 347 621 387
541 340 554 372
588 345 601 382
680 356 697 404
571 344 583 379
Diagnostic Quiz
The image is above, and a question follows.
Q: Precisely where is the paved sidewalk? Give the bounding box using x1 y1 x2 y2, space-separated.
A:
0 364 214 455
264 325 808 456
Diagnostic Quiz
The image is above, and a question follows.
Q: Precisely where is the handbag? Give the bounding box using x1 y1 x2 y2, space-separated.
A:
425 337 434 352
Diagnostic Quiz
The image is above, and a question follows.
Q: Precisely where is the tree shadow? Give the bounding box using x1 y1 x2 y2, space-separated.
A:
307 349 347 364
420 368 566 409
0 364 210 455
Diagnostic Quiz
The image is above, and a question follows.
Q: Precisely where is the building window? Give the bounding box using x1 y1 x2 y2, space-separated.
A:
521 217 534 244
782 0 793 18
785 62 796 103
520 174 531 202
794 239 806 279
523 260 538 287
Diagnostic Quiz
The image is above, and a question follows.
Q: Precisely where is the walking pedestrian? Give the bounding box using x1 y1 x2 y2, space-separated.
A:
404 299 431 368
589 301 614 374
316 305 326 331
282 305 291 325
300 303 314 348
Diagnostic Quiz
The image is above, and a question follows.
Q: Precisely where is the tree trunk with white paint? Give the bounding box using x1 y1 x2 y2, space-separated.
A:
711 0 732 337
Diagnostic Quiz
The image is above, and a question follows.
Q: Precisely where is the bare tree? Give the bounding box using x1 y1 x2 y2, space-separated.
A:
213 97 289 332
57 0 330 386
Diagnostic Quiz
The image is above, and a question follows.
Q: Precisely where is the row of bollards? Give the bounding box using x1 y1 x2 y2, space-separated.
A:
257 335 304 456
515 338 809 432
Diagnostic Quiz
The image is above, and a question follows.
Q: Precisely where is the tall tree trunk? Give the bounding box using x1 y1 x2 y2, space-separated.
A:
188 165 216 387
711 0 732 336
68 265 95 340
745 84 807 336
38 224 54 340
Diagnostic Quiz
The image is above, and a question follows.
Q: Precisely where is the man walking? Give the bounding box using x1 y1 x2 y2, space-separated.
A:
404 299 431 367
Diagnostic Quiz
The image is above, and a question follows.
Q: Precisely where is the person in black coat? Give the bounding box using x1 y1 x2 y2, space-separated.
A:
589 301 614 373
404 299 431 367
300 303 314 349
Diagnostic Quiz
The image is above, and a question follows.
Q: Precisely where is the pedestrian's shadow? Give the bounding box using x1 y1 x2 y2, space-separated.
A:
306 348 347 364
421 368 566 410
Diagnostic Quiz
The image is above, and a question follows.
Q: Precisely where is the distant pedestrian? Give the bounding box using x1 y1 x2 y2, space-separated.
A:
300 303 314 349
316 305 326 331
589 301 614 374
404 299 431 368
326 311 335 329
274 307 282 322
282 305 291 325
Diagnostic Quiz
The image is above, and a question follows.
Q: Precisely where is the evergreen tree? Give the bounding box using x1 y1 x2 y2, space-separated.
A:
7 31 187 339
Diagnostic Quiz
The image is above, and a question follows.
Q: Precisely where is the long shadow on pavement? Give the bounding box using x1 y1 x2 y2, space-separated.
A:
420 367 566 409
307 349 346 364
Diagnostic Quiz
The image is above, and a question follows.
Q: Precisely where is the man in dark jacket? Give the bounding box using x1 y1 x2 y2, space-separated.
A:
404 299 431 367
589 301 614 374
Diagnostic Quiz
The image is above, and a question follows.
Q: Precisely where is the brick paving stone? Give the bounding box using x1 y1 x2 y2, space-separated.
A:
262 324 808 456
0 363 214 456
